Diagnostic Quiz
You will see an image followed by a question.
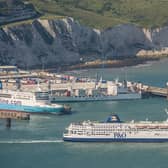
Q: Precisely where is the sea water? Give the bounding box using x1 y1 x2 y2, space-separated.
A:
1 59 168 168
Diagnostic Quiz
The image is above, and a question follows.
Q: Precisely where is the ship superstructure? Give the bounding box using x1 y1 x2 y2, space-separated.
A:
51 80 141 102
0 89 64 114
63 115 168 142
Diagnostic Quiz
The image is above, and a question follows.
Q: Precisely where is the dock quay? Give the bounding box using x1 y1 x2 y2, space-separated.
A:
0 65 166 99
140 85 167 97
3 79 168 99
20 81 167 98
0 73 38 79
0 110 30 120
0 110 30 128
130 81 167 98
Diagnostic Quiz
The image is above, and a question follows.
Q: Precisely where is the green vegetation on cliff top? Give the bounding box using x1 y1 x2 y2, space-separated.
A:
7 0 168 29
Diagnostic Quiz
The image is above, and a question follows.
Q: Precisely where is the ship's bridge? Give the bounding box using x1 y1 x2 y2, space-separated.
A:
106 114 122 123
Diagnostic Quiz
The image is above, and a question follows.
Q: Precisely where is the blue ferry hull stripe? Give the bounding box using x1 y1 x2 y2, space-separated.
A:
0 103 63 113
63 137 168 143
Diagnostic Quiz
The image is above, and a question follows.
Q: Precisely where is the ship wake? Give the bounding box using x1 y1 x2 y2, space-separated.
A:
0 139 63 144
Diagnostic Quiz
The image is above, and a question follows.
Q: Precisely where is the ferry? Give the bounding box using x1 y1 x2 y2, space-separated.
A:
63 115 168 142
51 81 141 102
0 90 64 114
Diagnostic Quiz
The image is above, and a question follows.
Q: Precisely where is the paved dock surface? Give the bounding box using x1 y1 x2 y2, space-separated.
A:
145 86 167 97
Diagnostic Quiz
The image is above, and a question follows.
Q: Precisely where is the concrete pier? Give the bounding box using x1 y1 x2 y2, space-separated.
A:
0 110 30 128
6 118 11 128
133 83 168 97
0 110 30 120
145 86 167 97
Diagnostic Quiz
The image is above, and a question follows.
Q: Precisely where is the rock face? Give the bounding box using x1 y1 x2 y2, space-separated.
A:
0 1 39 26
0 17 168 69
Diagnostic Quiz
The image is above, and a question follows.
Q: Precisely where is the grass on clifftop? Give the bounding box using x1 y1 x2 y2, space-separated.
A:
25 0 168 29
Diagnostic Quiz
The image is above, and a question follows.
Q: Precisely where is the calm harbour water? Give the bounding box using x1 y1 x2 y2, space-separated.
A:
1 58 168 168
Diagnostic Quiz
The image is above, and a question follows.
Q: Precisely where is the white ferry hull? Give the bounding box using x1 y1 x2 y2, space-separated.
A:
51 93 141 102
63 115 168 143
63 133 168 142
0 90 64 114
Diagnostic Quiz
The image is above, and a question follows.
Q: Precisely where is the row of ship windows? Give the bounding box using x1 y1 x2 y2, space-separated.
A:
70 131 110 135
70 128 136 131
71 127 168 130
70 129 168 134
72 125 132 129
0 94 33 100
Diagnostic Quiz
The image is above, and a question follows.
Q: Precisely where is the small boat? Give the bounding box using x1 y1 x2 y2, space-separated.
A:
135 125 148 129
159 125 168 129
147 125 159 129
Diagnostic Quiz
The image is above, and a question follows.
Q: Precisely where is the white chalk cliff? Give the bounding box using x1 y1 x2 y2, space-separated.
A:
0 17 168 68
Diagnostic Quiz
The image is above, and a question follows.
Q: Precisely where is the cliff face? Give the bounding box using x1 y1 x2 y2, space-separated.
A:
0 17 168 69
0 1 39 26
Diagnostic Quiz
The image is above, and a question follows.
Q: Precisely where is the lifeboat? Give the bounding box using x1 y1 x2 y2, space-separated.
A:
147 125 159 129
136 125 147 129
159 125 168 129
